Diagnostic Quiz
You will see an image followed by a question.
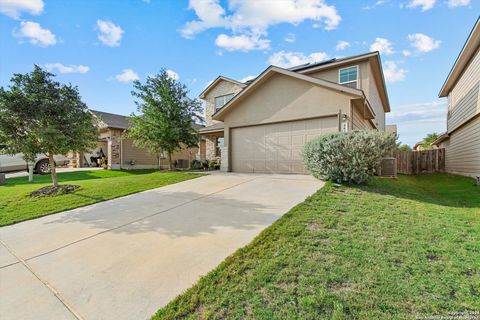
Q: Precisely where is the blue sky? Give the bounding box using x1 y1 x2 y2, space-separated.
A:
0 0 478 146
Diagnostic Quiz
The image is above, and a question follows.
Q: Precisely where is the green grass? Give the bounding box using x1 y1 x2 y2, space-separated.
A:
0 170 202 227
153 174 480 320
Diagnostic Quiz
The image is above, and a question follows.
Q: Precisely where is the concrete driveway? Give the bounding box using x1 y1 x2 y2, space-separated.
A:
0 173 323 320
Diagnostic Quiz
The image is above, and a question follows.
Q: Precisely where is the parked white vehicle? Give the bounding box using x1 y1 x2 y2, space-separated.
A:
0 145 70 175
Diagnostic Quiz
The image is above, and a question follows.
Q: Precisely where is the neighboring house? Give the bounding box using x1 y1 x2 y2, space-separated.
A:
72 110 200 170
198 51 391 174
433 17 480 177
385 124 397 136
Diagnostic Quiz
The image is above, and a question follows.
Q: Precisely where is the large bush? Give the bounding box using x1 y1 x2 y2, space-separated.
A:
303 130 396 184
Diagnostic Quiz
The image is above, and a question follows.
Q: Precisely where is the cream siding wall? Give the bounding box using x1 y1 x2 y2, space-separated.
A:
365 64 386 130
307 61 386 131
444 116 480 177
120 137 198 169
122 138 158 166
308 61 369 91
352 106 374 130
448 46 480 133
204 80 244 126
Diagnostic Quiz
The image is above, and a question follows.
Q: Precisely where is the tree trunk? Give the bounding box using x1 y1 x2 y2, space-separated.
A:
157 154 161 171
168 152 173 171
48 153 58 187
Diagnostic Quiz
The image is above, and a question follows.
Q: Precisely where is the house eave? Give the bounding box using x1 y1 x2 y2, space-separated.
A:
439 17 480 97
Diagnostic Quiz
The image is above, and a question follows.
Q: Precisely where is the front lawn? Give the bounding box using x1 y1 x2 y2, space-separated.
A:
154 174 480 319
0 170 202 227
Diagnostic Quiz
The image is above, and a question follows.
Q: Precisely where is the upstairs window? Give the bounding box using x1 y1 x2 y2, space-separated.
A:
215 93 235 110
339 66 358 88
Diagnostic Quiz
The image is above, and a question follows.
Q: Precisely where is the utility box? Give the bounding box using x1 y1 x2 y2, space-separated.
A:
0 173 6 185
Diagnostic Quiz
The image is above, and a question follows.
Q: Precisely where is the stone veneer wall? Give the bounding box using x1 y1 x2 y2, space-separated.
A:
204 80 244 126
108 128 123 169
205 135 218 160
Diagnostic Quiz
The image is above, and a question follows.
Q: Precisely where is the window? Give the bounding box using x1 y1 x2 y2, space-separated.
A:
215 93 235 110
215 137 224 157
339 66 358 88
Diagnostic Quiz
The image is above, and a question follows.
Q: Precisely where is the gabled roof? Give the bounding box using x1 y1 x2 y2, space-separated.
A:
91 110 204 130
293 51 390 112
212 66 363 120
439 16 480 97
199 76 246 99
91 110 130 129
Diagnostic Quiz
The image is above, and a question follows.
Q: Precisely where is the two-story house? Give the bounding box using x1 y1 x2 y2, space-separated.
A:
433 17 480 178
198 51 391 174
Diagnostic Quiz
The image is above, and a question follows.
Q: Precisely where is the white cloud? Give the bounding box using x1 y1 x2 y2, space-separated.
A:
0 0 44 19
215 33 270 51
284 32 296 43
115 69 139 82
335 40 350 51
406 0 436 11
363 0 388 10
383 61 406 83
45 63 90 74
181 0 340 51
96 20 123 47
446 0 470 7
402 50 412 57
166 69 179 80
370 37 394 55
268 51 329 68
387 100 447 146
240 75 256 82
407 33 441 53
15 21 56 46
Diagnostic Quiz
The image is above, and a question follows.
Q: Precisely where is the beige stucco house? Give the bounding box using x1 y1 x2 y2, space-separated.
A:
72 110 199 170
198 51 391 174
433 17 480 177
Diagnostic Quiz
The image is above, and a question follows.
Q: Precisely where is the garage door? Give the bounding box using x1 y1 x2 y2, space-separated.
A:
231 116 338 174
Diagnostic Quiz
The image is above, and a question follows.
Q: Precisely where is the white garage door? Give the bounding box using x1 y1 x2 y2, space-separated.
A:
231 116 338 174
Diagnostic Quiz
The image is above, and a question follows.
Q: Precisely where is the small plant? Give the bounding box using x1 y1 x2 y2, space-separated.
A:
303 130 396 184
209 159 220 170
190 159 202 170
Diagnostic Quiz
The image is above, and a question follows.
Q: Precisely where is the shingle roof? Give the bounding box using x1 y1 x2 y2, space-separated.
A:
91 110 130 129
91 110 204 130
198 122 224 133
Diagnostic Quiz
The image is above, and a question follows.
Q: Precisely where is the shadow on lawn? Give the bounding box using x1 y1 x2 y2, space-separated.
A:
3 169 160 186
360 173 480 209
45 189 278 238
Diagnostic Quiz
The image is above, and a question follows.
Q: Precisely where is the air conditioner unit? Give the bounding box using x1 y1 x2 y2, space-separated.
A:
175 159 190 169
377 157 397 177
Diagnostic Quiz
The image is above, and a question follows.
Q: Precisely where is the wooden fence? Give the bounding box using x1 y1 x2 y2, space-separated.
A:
385 148 445 175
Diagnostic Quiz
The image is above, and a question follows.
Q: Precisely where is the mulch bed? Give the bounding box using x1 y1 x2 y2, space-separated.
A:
30 184 80 198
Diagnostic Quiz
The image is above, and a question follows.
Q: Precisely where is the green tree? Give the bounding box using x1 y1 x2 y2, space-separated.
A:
398 144 412 151
0 65 98 187
128 69 202 170
420 133 439 150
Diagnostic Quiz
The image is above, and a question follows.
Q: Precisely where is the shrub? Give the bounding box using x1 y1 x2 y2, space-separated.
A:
190 159 202 170
303 130 396 184
209 159 220 170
